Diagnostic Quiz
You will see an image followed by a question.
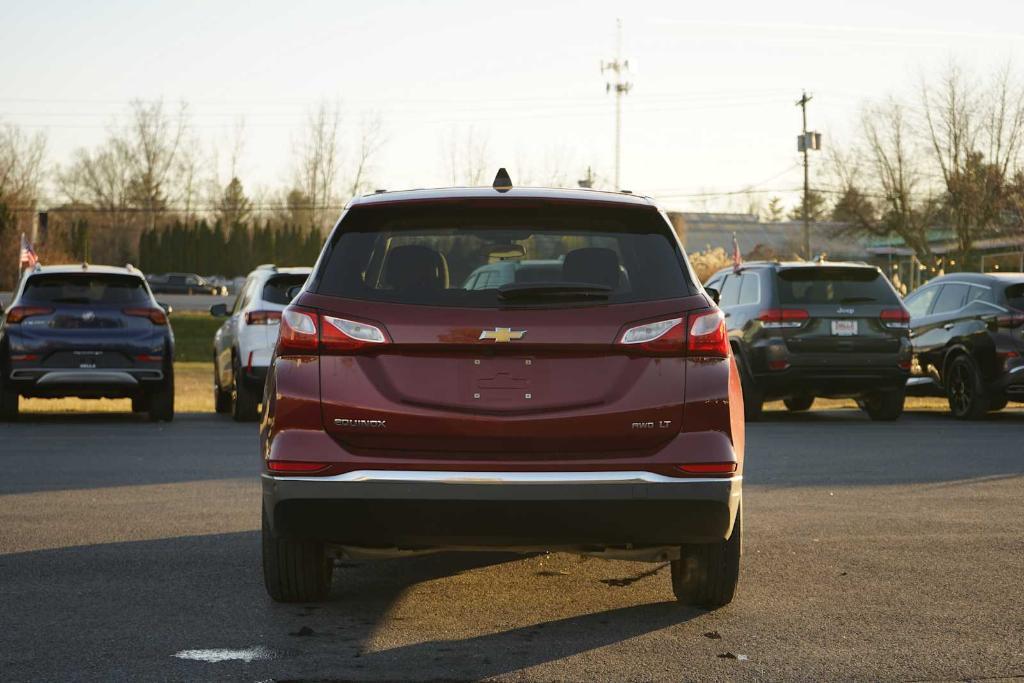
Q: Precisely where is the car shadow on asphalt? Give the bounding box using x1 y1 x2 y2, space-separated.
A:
0 532 701 681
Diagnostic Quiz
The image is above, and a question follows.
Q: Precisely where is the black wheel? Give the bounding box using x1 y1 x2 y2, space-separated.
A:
783 395 814 412
262 506 332 602
148 363 174 422
214 357 231 414
859 389 905 421
131 395 149 413
671 504 741 608
0 374 19 421
738 357 763 422
946 355 989 420
232 360 259 422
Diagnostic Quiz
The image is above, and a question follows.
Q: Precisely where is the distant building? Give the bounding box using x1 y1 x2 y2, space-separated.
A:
666 212 870 261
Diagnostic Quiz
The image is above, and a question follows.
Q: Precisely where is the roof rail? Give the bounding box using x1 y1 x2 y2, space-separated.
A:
124 262 137 272
255 263 277 271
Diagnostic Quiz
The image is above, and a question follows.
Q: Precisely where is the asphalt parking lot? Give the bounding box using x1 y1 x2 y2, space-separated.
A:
1 408 1022 682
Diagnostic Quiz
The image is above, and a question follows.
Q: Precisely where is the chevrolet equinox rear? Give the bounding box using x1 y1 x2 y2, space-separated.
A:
260 179 745 607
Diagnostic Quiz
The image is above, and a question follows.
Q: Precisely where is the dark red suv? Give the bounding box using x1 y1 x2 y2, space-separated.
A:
260 178 744 607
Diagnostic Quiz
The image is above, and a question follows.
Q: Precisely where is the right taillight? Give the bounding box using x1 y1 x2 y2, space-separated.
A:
277 306 390 356
617 309 729 358
996 309 1024 328
5 306 53 324
880 307 911 329
757 308 809 328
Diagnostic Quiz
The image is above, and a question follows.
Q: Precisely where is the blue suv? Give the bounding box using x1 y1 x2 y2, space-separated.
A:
0 264 175 421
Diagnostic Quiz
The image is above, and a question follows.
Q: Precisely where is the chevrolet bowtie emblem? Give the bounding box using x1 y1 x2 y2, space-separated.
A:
479 327 526 342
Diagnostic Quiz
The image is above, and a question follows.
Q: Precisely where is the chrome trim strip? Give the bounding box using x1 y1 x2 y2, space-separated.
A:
270 470 742 485
33 370 141 385
906 376 937 387
1009 365 1024 375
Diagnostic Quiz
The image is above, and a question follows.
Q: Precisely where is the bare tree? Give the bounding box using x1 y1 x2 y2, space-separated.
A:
124 99 189 231
345 113 384 198
294 101 341 229
0 122 48 284
442 126 490 186
921 62 1024 261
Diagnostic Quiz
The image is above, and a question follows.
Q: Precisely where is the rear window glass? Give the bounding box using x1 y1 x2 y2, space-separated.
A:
262 274 308 305
1005 283 1024 309
776 267 899 305
313 202 695 307
22 274 150 305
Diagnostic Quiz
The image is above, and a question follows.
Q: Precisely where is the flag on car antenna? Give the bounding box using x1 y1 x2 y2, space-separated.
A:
732 232 742 272
492 168 513 193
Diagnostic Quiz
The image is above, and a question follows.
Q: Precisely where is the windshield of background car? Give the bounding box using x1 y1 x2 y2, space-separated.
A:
313 201 695 307
776 267 900 306
263 274 309 305
21 274 151 305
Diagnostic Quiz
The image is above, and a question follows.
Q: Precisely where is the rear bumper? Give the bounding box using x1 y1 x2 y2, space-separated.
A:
755 365 909 398
263 470 741 548
7 367 165 398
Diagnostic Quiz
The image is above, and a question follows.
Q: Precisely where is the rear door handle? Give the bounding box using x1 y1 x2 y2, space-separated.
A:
942 323 955 330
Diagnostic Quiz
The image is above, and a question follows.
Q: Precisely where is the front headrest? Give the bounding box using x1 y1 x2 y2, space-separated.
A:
563 247 620 290
383 245 449 291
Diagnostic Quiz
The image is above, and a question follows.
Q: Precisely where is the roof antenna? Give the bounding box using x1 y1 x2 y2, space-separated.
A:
492 168 513 193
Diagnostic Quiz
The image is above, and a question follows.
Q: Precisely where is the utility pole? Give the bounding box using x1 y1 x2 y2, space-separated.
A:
602 20 632 191
795 91 822 260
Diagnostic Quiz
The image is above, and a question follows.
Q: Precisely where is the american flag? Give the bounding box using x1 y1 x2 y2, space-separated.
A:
19 233 39 270
731 233 742 272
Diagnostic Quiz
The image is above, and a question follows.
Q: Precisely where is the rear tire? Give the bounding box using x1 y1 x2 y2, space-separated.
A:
987 395 1008 412
214 359 231 414
946 355 989 420
860 389 905 421
783 395 814 412
232 362 259 422
262 507 332 602
0 376 19 421
148 364 174 422
131 395 149 413
738 359 763 422
671 504 741 608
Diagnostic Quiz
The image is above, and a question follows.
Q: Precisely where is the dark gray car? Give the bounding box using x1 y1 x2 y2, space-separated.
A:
706 261 912 420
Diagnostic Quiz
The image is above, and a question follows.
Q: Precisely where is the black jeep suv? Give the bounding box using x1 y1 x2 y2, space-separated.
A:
904 272 1024 419
706 261 911 420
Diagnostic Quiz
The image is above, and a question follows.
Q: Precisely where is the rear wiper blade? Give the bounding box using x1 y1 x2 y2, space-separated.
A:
497 282 612 300
839 296 876 304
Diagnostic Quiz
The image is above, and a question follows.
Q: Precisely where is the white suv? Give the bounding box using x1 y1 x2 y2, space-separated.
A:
211 265 311 420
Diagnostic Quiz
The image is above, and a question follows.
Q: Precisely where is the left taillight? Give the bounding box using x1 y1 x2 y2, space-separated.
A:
123 307 168 325
245 310 282 325
5 306 53 324
618 309 729 358
277 307 389 356
278 307 319 355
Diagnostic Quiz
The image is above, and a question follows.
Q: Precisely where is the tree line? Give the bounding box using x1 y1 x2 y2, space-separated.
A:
138 221 324 277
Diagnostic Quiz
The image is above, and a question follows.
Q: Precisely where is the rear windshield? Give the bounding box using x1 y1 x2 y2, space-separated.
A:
1006 283 1024 309
313 202 694 307
262 274 309 305
21 274 151 305
776 267 899 306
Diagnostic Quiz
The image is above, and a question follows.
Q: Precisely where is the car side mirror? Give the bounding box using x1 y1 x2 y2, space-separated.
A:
285 285 303 301
705 287 720 305
210 303 229 317
158 302 173 315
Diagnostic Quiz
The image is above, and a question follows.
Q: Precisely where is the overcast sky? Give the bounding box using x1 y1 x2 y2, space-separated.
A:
2 0 1023 212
